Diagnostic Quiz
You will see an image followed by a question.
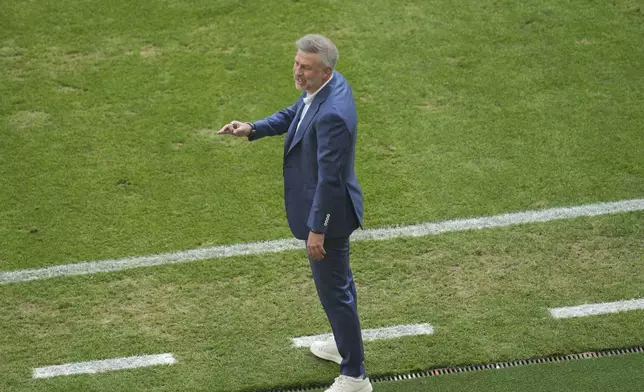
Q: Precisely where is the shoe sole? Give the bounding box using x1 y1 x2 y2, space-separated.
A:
310 345 342 364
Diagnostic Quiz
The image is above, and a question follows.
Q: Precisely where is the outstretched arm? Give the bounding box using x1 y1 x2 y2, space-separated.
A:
250 101 300 140
218 100 301 140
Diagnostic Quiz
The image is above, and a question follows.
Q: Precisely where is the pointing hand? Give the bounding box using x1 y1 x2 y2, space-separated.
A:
217 121 252 137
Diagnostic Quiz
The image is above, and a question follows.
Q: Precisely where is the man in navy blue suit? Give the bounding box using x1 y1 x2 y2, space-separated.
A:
218 34 371 392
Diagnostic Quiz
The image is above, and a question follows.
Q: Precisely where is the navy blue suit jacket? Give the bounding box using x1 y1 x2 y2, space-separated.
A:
249 71 364 240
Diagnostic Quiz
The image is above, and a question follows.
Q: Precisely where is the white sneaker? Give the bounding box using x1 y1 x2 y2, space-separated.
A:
310 340 342 364
325 375 373 392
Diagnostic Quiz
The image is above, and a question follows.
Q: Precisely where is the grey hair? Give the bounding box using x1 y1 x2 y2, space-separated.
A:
295 34 339 69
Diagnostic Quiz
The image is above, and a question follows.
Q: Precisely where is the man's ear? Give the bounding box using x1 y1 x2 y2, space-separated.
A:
324 67 333 80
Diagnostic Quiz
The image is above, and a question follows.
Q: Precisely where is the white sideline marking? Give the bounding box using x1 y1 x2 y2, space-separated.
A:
292 323 435 348
1 198 643 285
32 353 177 379
549 298 644 319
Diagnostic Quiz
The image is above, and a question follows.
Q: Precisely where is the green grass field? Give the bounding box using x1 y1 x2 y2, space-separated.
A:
1 0 643 391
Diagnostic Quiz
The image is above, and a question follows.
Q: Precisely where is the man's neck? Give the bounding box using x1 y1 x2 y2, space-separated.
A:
306 82 325 95
306 74 333 96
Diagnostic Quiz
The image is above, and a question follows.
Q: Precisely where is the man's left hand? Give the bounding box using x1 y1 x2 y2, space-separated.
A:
307 231 326 261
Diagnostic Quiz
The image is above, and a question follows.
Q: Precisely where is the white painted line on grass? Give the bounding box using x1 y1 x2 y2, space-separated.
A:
292 323 435 348
350 198 644 242
33 353 177 379
0 238 303 285
549 298 644 319
1 198 643 285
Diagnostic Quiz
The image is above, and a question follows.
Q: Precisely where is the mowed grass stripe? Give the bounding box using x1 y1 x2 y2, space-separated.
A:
33 353 177 379
1 198 642 285
550 298 644 319
2 211 641 392
292 323 435 348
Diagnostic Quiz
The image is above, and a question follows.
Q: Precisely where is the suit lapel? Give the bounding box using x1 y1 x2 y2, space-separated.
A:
285 73 335 157
286 99 321 155
284 101 305 157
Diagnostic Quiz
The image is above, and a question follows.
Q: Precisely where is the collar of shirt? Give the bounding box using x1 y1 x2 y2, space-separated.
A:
303 73 334 105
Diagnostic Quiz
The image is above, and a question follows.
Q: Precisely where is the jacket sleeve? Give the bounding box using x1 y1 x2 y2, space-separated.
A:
307 112 351 233
249 100 300 141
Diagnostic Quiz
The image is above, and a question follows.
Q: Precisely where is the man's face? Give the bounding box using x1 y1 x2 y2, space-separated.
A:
293 50 331 94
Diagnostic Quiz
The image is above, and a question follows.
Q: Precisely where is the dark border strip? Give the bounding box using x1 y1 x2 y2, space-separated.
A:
253 346 644 392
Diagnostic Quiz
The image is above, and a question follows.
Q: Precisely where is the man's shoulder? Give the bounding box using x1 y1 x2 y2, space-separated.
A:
316 102 355 132
318 96 349 117
330 71 350 91
325 73 353 101
332 70 348 82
